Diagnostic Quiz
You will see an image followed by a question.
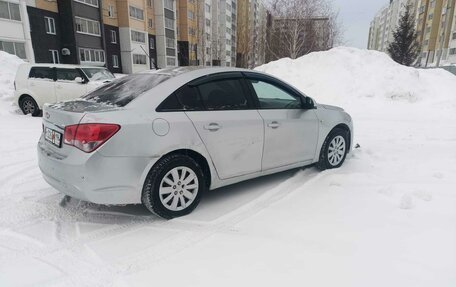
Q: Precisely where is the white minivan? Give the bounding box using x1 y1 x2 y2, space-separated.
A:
14 64 115 116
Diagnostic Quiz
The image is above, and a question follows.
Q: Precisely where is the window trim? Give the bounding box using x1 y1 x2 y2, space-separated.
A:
50 49 59 64
110 30 117 43
75 16 101 37
74 0 99 8
112 54 119 68
129 5 144 21
45 17 56 35
0 1 21 22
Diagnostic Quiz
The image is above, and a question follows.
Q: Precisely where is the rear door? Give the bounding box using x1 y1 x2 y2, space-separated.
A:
180 74 264 179
245 76 319 171
55 68 87 102
28 67 56 104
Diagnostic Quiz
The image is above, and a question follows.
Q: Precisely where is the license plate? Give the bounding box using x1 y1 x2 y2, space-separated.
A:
45 127 62 148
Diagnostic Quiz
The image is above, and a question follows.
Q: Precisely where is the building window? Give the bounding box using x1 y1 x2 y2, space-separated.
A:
165 37 175 49
131 30 146 43
79 48 105 63
74 0 99 8
205 3 210 13
75 17 101 36
188 10 194 20
166 57 176 66
149 37 155 49
112 55 119 67
205 19 210 26
108 5 114 17
129 6 144 20
165 17 175 30
450 48 456 55
133 54 146 65
110 30 117 43
0 1 21 21
50 50 59 63
148 18 153 28
45 17 56 35
164 0 173 10
0 40 26 59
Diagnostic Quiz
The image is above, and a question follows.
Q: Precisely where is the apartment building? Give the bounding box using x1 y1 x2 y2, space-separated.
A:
1 0 266 72
0 0 34 61
368 0 411 52
176 0 197 65
236 0 267 68
426 0 456 66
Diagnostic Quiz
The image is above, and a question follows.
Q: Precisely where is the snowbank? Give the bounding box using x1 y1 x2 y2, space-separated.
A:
0 51 24 114
0 51 23 100
255 47 456 113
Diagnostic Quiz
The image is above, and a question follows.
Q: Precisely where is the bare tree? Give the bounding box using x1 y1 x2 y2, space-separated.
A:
265 0 342 62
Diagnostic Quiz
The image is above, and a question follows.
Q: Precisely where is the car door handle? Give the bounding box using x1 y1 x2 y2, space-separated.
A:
204 123 221 131
267 121 281 129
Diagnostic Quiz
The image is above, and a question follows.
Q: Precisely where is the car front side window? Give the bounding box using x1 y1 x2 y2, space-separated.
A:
249 80 302 109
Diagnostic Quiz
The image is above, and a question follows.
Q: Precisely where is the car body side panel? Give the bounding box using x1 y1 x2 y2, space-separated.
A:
313 104 354 162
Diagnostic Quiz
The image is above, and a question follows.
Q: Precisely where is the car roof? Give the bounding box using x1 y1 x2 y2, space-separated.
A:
141 66 253 78
20 63 109 69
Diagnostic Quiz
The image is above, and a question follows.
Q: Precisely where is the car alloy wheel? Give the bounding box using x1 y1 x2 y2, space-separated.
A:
327 135 346 166
22 99 36 114
159 166 199 212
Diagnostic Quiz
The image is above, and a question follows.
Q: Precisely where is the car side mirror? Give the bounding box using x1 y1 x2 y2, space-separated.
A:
302 97 316 109
75 77 84 84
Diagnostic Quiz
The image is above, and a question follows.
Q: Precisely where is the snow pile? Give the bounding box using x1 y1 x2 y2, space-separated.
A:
256 47 456 112
0 51 23 100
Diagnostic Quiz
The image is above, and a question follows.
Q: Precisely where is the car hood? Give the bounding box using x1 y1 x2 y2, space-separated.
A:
317 104 345 112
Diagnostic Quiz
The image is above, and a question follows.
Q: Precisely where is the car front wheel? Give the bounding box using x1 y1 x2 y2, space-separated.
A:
142 154 205 219
19 96 41 117
316 128 349 170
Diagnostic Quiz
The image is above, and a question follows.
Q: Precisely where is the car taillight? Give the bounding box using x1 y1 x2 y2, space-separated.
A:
64 123 120 153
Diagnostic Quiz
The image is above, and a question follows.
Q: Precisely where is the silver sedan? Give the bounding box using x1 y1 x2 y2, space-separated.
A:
38 67 353 219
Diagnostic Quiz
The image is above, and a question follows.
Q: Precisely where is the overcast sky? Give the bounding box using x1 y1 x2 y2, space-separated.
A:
332 0 387 48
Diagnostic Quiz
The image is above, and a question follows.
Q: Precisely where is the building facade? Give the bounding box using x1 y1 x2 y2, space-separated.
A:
0 0 268 72
369 0 456 67
0 0 34 62
236 0 267 68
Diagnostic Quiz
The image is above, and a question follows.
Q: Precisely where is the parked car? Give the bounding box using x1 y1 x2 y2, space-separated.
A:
38 67 354 219
14 64 115 116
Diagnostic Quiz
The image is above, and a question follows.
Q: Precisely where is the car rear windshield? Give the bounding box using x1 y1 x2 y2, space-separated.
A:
82 74 171 107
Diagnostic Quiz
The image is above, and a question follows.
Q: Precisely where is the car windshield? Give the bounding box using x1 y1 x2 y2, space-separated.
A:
81 68 115 81
82 74 171 107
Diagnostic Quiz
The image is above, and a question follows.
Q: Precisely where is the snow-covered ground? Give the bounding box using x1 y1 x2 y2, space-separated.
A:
0 48 455 287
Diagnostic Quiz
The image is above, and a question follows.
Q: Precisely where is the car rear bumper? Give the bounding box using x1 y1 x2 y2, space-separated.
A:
37 137 156 205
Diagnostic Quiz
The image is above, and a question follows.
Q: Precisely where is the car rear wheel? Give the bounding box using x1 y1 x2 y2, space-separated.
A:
142 154 206 219
316 128 349 170
19 96 41 117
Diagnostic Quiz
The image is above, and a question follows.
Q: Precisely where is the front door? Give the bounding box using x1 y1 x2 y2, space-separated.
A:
246 79 319 171
179 78 264 180
55 68 87 102
28 67 56 105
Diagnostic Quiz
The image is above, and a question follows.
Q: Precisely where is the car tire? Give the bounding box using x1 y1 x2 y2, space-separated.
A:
316 128 349 171
19 96 41 117
142 154 206 219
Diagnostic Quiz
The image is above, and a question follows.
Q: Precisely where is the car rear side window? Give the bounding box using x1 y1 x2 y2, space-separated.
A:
56 68 81 81
197 79 248 110
29 67 54 80
82 74 171 107
175 85 204 111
